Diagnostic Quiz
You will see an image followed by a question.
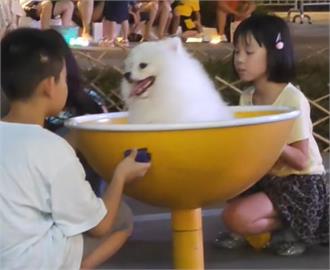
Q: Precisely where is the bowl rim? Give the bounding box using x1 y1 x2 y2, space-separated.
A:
64 105 300 131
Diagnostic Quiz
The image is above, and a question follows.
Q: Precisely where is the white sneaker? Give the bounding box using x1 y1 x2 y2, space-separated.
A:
210 34 228 44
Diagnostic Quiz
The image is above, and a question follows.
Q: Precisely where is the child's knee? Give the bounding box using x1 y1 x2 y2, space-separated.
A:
151 1 159 12
63 0 74 11
55 0 74 14
222 204 248 234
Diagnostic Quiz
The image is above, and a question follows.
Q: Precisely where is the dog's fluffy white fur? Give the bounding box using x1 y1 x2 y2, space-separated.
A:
121 37 233 123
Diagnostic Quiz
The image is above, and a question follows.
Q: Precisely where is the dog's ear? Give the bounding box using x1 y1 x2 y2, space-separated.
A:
163 37 183 54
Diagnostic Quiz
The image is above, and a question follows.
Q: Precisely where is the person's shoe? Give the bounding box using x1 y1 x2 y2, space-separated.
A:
274 241 306 256
81 32 93 42
214 232 247 249
269 228 301 246
115 38 130 48
219 34 228 42
210 34 228 44
98 37 115 48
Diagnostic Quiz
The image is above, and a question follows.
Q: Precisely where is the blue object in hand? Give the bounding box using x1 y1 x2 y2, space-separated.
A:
124 148 151 163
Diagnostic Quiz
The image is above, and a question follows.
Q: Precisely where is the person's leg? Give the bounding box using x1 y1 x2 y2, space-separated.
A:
140 0 158 40
53 0 74 27
101 19 115 46
165 11 172 35
216 8 227 36
116 19 129 47
193 11 203 33
82 202 133 269
215 1 228 42
100 1 118 46
223 192 282 235
121 20 129 41
157 0 171 39
130 11 145 36
92 1 105 22
39 0 53 29
171 8 180 35
76 0 93 39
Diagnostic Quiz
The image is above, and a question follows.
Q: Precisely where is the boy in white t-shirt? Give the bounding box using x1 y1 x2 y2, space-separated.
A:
0 28 151 269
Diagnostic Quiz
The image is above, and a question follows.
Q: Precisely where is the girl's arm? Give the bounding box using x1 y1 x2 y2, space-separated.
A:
278 139 309 171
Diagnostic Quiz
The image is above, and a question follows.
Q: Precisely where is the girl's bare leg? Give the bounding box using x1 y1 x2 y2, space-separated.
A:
223 192 282 235
103 20 115 40
142 1 158 40
216 6 227 36
39 0 53 29
76 0 93 39
158 1 171 39
53 0 74 27
92 1 104 22
121 20 129 41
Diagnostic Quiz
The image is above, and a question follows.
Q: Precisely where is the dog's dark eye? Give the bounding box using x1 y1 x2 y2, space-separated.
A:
139 63 148 69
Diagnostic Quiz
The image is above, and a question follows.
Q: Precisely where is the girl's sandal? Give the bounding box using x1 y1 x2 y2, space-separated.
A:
115 38 130 49
98 37 115 48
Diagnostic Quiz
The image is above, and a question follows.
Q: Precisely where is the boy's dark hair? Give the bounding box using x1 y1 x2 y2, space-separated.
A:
1 28 68 101
233 14 295 83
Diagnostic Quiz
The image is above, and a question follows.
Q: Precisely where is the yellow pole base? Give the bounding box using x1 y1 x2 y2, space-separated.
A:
171 208 204 270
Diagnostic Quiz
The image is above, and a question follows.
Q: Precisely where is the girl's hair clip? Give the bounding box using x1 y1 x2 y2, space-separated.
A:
40 53 49 63
275 33 284 50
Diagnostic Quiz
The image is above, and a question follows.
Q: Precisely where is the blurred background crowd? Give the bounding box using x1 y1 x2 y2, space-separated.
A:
0 0 257 46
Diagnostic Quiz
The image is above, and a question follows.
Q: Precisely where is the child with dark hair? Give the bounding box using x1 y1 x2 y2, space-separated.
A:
0 28 150 269
214 15 328 255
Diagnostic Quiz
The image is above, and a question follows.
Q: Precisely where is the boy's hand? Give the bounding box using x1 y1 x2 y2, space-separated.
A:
113 149 151 184
124 148 151 162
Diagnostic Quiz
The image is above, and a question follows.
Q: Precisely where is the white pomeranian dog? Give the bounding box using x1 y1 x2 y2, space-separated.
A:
121 37 233 123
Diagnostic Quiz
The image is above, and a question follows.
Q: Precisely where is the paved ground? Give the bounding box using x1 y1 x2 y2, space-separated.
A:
104 210 329 270
83 14 329 270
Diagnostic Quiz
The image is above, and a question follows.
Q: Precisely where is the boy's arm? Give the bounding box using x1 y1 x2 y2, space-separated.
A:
87 174 125 237
88 150 150 237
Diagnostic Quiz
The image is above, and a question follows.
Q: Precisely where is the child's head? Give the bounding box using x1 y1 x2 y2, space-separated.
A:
233 14 295 83
1 28 69 115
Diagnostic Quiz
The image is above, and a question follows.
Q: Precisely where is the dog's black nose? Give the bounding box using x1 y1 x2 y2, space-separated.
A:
124 72 132 82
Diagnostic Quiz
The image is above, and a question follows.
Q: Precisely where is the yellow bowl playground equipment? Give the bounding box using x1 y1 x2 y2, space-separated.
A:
65 105 299 269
